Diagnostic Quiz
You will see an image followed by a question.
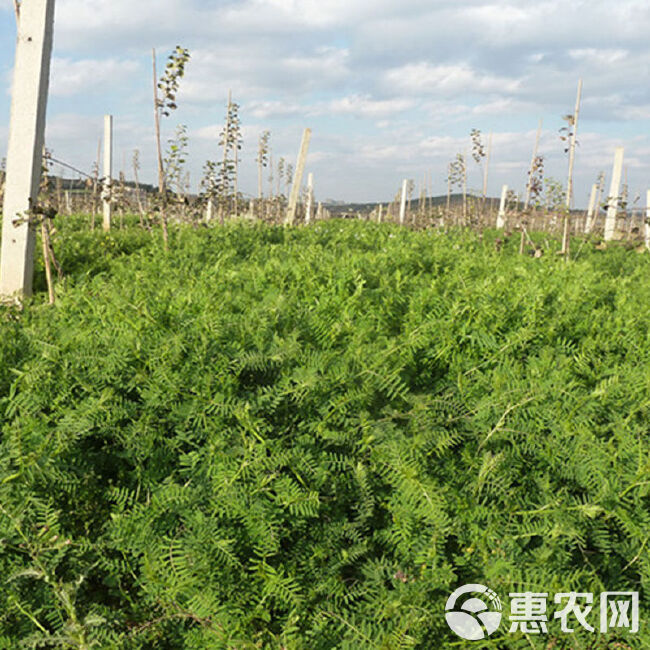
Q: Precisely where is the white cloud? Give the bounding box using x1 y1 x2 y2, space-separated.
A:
50 57 139 97
568 48 628 65
246 100 306 120
282 46 350 82
328 95 415 118
384 62 521 96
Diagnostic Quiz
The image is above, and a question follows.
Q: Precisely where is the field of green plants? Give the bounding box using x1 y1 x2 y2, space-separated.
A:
0 219 648 648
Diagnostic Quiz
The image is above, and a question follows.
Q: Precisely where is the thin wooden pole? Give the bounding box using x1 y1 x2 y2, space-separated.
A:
524 119 542 210
462 152 468 225
102 114 112 232
565 80 583 209
483 131 492 200
594 174 605 231
645 189 650 250
562 79 583 254
305 172 314 224
41 221 54 304
446 167 451 219
152 49 164 194
0 0 56 298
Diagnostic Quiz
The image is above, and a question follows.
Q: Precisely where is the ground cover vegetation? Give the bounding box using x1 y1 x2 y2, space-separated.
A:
0 219 648 648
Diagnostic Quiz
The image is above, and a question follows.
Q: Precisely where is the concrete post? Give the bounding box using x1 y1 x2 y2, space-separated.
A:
584 183 598 234
305 172 313 224
285 128 311 225
102 114 113 232
377 204 383 223
496 184 508 229
399 179 407 225
604 147 624 241
0 0 56 298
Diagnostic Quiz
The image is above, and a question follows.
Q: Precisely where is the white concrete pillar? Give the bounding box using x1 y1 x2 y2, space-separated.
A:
604 147 624 241
584 183 598 233
305 172 313 224
496 184 508 229
377 204 383 223
399 179 407 225
0 0 56 298
102 114 113 232
285 128 311 225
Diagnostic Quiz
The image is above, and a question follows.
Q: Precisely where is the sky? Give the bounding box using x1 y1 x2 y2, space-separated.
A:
1 0 650 206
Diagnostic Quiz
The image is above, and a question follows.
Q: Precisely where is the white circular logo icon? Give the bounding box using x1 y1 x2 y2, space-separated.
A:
445 584 502 640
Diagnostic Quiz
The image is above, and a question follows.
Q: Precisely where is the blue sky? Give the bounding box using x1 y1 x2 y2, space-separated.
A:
2 0 650 205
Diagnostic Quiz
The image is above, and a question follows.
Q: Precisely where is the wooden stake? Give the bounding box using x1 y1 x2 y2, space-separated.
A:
562 79 582 254
524 119 542 210
604 147 624 241
446 166 451 220
234 134 239 218
594 173 605 230
305 172 314 224
483 131 492 200
102 114 112 232
41 220 54 304
0 0 55 298
645 189 650 250
285 128 312 225
565 80 582 210
152 49 165 194
462 151 467 226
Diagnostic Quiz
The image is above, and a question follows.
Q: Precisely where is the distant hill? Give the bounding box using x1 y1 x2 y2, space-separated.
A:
322 194 497 216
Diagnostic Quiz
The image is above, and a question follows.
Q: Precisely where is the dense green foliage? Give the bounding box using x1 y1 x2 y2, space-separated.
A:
0 220 648 648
